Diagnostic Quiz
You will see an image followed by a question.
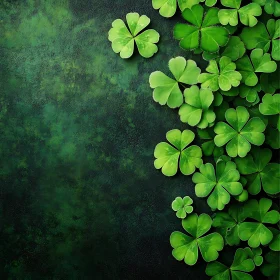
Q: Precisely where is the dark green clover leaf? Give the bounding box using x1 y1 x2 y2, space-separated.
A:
235 147 280 195
253 0 280 17
154 129 202 176
214 106 266 158
213 204 248 246
108 13 160 59
149 57 201 108
221 36 246 61
266 126 280 149
172 196 193 219
206 247 255 280
261 251 280 280
260 69 280 94
174 4 229 53
259 94 280 131
170 213 224 265
198 57 242 92
269 228 280 251
239 84 261 104
193 160 243 211
239 198 280 248
240 19 280 61
236 48 277 87
178 85 216 129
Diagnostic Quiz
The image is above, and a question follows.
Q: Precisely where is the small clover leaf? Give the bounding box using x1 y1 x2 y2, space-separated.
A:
253 0 280 17
206 247 255 280
171 196 193 219
170 213 224 265
246 247 263 266
174 4 229 53
236 48 277 86
198 57 242 92
269 228 280 251
219 1 262 27
108 13 160 59
235 147 280 195
261 251 280 280
149 57 201 108
214 106 266 158
192 160 243 211
154 129 202 176
221 36 246 61
239 198 280 248
239 84 261 103
178 85 216 129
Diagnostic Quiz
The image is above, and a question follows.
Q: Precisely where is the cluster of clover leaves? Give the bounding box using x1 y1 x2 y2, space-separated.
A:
109 1 280 279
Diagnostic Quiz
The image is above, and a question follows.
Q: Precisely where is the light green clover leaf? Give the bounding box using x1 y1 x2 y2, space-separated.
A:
178 85 216 129
239 198 280 248
108 13 160 59
240 19 280 61
236 48 277 86
214 106 266 158
170 213 224 265
193 160 243 211
235 147 280 195
154 129 202 176
198 57 242 92
171 196 193 219
253 0 280 17
149 57 201 108
206 247 255 280
261 251 280 280
219 1 262 27
174 4 229 53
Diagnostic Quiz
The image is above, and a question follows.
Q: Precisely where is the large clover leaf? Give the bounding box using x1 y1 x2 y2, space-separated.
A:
154 129 202 176
178 85 216 129
219 1 262 27
240 19 280 61
261 251 280 280
239 198 280 248
149 57 201 108
198 57 242 92
236 48 277 86
108 13 160 59
235 147 280 195
174 4 229 53
193 160 243 210
253 0 280 17
214 106 266 158
213 204 248 246
170 213 224 265
206 247 255 280
172 196 193 219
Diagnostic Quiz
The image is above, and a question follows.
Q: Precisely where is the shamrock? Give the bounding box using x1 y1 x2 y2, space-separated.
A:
198 57 242 92
218 1 262 27
239 84 261 103
261 251 280 280
171 196 193 219
149 57 201 108
154 129 202 176
240 19 280 61
193 160 243 211
235 147 280 195
253 0 280 17
246 247 263 266
178 86 216 129
221 36 246 62
174 4 229 53
108 13 160 59
206 247 256 280
239 198 280 248
259 94 280 131
236 48 277 86
170 213 224 265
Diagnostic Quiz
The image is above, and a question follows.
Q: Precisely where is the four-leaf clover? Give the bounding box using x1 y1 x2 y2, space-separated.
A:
171 196 194 219
170 213 224 265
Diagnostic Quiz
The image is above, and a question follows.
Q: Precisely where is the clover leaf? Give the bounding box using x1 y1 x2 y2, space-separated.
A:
174 4 229 53
253 0 280 17
214 106 266 158
219 1 262 27
206 247 255 280
239 198 280 248
266 126 280 149
178 85 216 129
213 204 248 246
246 247 263 266
260 69 280 94
149 57 201 108
170 213 224 265
221 36 246 61
261 251 280 280
269 228 280 251
154 129 202 176
108 13 160 59
240 19 280 61
259 94 280 131
236 48 277 86
198 57 242 92
172 196 194 219
193 160 243 210
239 84 261 103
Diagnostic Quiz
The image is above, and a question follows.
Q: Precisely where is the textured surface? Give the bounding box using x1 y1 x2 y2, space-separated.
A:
0 0 219 279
